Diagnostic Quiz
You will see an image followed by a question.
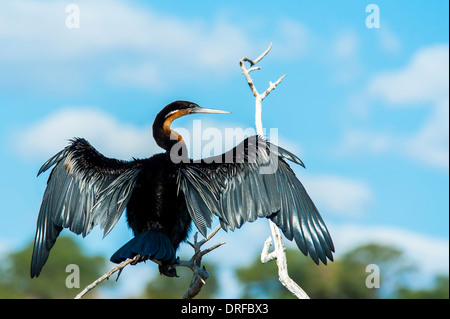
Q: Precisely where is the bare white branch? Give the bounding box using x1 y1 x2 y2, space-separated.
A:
240 43 309 299
260 74 287 100
265 221 310 299
260 237 276 263
251 42 273 65
247 66 261 73
239 60 259 98
239 43 286 138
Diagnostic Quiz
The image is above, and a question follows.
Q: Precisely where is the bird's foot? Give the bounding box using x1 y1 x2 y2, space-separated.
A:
131 254 149 265
158 262 178 277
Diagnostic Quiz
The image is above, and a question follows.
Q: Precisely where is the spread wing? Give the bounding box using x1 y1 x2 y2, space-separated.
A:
31 138 142 277
178 136 334 264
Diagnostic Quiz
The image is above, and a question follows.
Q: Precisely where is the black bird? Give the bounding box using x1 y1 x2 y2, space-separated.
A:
31 100 334 278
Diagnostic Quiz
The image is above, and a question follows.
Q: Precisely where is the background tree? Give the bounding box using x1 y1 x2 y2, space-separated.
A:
340 243 416 298
235 243 447 299
0 236 106 298
396 275 449 299
0 238 447 298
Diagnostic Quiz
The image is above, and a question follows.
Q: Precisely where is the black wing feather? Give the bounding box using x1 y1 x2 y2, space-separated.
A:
31 138 142 277
179 136 334 265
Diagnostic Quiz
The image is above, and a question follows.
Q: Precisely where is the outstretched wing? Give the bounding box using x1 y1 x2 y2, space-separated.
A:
178 136 334 265
31 138 142 277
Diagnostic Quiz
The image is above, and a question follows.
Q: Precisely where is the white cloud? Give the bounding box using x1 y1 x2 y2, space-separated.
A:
330 31 363 83
368 44 449 105
302 174 374 217
0 0 256 93
340 44 449 170
0 1 231 91
15 105 308 169
109 62 163 90
336 130 393 156
403 98 449 170
0 0 315 94
333 31 359 60
377 26 402 55
15 107 159 161
272 19 310 59
15 107 303 168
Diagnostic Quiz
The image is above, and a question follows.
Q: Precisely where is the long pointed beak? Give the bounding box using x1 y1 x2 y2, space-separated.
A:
193 107 231 114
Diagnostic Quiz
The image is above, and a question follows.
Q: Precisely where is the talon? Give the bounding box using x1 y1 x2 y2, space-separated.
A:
131 254 148 265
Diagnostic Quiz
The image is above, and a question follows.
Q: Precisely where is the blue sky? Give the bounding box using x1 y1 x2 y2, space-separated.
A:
0 1 448 298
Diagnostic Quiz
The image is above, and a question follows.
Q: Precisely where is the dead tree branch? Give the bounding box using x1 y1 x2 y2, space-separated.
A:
75 225 224 299
74 255 140 299
239 43 310 299
261 223 309 299
239 43 286 136
177 225 225 299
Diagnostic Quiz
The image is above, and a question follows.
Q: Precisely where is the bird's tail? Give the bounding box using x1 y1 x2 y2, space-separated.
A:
110 230 176 265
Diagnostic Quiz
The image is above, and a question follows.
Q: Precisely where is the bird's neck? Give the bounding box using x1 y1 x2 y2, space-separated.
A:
153 112 189 162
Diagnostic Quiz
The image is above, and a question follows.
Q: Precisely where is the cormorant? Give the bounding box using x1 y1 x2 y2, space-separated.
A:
30 100 334 278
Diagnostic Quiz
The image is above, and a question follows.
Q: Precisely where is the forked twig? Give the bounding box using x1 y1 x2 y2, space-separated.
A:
178 225 225 299
239 43 286 136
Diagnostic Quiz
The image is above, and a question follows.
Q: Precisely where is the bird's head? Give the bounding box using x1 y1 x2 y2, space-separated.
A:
153 100 230 151
161 100 230 120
